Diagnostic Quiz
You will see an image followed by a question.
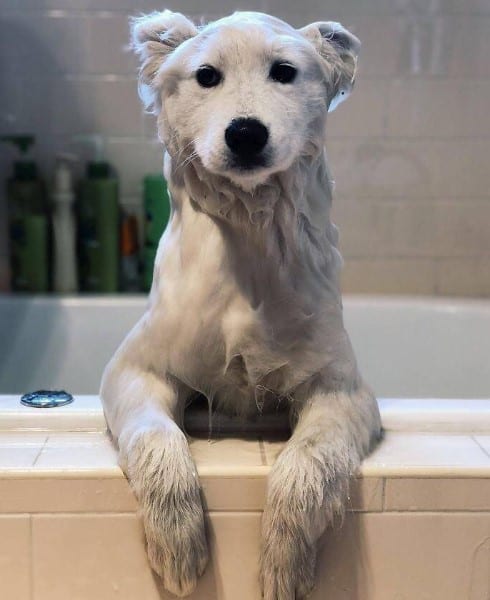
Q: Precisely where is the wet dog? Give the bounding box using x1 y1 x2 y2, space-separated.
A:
101 10 381 599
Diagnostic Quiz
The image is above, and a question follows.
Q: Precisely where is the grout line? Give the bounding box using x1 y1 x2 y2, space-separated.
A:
2 508 490 517
327 135 490 141
6 134 490 148
471 435 490 459
335 199 490 207
257 437 268 467
1 73 137 82
381 477 386 512
341 254 490 261
4 8 490 19
29 514 33 600
353 508 490 514
31 436 49 468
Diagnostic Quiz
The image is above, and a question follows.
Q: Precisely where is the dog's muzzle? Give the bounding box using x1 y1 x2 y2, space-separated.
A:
224 118 269 168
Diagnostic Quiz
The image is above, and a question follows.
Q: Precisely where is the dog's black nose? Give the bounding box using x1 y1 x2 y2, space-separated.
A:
225 118 269 158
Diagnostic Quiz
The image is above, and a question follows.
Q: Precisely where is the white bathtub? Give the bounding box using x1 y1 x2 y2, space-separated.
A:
1 294 489 398
1 295 489 600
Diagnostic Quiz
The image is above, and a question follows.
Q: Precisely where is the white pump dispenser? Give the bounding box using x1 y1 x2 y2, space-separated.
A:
52 153 78 293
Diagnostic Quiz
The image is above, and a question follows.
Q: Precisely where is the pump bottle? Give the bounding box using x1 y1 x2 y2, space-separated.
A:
76 135 119 293
1 135 49 292
52 154 78 293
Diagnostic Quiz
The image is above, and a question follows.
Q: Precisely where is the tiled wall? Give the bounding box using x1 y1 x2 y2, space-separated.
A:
1 421 490 599
1 0 489 295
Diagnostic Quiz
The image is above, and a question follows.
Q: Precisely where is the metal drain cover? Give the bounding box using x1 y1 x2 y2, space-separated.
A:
20 390 74 408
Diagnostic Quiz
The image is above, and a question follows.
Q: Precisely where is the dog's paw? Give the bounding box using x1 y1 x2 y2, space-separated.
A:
258 442 348 600
260 513 316 600
125 429 209 597
145 498 208 597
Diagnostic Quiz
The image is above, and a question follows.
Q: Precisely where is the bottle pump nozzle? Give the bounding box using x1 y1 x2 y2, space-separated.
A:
53 153 78 197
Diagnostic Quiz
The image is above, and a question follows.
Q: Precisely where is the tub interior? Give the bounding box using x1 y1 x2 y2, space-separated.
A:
1 294 489 398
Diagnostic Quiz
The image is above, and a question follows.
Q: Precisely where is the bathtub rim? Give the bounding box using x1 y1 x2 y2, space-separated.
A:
1 395 489 434
2 292 490 310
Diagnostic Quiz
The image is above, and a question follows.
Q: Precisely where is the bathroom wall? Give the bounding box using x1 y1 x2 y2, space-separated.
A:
0 0 489 295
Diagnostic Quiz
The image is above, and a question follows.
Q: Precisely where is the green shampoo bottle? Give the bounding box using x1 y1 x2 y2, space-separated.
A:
2 135 50 292
143 174 171 292
77 136 119 293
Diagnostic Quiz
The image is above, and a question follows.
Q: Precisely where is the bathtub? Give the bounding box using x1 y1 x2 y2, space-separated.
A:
1 294 490 397
1 294 489 600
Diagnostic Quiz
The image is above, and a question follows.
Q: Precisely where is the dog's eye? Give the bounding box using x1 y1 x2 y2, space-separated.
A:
269 62 297 84
196 65 222 88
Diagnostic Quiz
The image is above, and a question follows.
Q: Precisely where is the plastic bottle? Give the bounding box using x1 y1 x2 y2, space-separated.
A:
1 135 50 292
52 154 78 293
76 135 119 293
120 212 140 292
143 174 171 291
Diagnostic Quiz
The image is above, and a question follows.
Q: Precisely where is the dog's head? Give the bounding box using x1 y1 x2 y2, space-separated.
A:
131 11 359 189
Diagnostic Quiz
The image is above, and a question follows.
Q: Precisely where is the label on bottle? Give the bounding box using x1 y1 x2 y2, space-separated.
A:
10 215 49 292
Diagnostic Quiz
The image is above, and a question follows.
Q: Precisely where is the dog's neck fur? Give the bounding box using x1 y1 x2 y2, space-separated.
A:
161 137 356 397
168 134 343 312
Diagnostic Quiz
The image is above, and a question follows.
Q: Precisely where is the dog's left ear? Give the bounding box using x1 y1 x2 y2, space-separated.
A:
130 10 198 112
299 21 360 112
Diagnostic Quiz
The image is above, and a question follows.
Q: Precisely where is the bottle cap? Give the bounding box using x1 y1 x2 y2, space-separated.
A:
1 134 38 180
14 161 37 180
87 161 110 179
54 153 77 196
1 134 35 154
73 134 112 179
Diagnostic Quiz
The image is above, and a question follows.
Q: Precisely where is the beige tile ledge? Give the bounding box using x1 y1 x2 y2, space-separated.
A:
361 433 490 478
0 396 490 485
0 396 489 521
0 429 489 477
0 429 488 515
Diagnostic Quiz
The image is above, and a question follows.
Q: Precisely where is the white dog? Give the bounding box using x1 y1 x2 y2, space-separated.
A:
101 10 381 599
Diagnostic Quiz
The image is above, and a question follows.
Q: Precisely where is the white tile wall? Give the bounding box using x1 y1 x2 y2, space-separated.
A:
0 1 489 295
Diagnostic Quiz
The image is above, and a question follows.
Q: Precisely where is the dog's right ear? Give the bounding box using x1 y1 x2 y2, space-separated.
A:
299 21 360 113
130 10 198 112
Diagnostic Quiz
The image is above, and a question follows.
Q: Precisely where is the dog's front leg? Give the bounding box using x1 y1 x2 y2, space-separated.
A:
101 366 208 597
260 386 380 600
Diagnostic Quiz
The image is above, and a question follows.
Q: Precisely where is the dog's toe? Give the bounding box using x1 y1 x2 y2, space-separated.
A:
163 568 199 598
295 573 316 599
261 566 315 600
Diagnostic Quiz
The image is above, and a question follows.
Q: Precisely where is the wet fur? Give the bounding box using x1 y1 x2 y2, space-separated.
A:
101 10 381 599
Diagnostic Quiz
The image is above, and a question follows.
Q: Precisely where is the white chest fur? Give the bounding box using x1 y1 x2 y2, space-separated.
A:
136 171 356 415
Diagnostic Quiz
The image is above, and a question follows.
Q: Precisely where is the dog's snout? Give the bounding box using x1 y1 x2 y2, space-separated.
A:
225 118 269 158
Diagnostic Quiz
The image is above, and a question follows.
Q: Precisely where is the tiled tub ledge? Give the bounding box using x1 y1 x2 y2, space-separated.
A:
1 396 489 600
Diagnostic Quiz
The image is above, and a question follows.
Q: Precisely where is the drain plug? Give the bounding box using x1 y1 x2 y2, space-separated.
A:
20 390 74 408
